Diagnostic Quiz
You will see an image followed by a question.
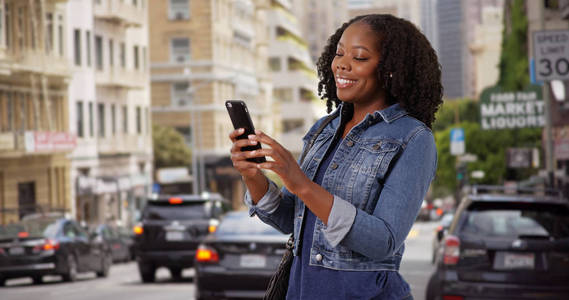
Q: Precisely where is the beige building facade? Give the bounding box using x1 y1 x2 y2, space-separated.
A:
67 0 152 226
149 0 274 207
0 0 74 224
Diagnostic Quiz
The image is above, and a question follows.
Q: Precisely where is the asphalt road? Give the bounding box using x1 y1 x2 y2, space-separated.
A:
0 221 439 300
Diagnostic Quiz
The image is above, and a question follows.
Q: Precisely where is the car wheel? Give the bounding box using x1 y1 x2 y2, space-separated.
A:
0 277 5 287
425 273 440 300
96 254 112 278
32 275 43 284
169 267 182 280
62 255 78 282
138 263 155 283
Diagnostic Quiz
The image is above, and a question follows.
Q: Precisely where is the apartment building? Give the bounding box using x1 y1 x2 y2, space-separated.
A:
268 0 323 157
149 0 274 207
0 0 74 223
67 0 152 226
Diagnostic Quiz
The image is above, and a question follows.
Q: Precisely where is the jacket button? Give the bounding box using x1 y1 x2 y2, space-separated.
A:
346 140 354 147
315 254 323 262
330 163 338 170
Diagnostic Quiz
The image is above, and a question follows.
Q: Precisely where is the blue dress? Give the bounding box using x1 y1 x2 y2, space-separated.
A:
286 137 413 300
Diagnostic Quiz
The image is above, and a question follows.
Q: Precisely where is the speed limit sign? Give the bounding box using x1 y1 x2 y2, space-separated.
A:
532 30 569 81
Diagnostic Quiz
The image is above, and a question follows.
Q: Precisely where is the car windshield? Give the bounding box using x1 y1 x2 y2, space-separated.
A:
461 202 569 239
217 213 283 236
142 202 210 220
0 218 59 239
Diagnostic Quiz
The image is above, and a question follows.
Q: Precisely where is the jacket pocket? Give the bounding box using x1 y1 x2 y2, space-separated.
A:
345 139 402 211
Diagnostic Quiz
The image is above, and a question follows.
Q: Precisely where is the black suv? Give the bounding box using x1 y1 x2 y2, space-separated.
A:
133 193 229 283
426 186 569 300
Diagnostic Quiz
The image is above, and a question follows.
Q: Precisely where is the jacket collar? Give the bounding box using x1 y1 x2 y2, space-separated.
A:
338 102 408 125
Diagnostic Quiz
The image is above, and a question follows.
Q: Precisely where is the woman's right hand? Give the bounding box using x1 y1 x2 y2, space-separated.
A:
229 128 263 179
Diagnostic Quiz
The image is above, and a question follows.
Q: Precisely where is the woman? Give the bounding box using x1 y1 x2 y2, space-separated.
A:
229 14 442 299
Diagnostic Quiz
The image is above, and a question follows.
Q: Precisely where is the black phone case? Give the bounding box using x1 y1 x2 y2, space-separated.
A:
225 100 266 163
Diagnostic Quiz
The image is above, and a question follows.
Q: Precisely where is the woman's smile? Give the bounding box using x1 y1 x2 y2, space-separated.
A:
335 75 358 89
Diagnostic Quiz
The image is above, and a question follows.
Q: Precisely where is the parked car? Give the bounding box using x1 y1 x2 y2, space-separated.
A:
0 213 112 286
426 186 569 300
431 212 454 264
92 224 132 263
194 211 289 299
133 193 229 283
117 226 135 261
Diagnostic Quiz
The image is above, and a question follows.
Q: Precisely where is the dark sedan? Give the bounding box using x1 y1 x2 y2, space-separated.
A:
92 224 132 263
195 211 288 300
0 214 112 286
426 186 569 300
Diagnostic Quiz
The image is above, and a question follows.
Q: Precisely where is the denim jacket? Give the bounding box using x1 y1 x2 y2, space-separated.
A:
244 103 437 271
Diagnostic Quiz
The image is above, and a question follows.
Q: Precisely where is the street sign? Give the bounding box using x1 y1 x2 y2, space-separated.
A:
532 30 569 81
450 128 465 156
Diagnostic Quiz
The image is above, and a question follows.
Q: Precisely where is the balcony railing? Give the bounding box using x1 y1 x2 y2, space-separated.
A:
97 134 151 155
95 67 147 89
94 0 145 27
10 50 70 77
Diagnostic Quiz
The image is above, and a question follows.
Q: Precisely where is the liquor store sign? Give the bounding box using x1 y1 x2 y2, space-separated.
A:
479 85 544 130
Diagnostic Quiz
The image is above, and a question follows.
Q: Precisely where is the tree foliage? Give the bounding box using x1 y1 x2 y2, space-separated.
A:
497 0 529 91
152 124 192 169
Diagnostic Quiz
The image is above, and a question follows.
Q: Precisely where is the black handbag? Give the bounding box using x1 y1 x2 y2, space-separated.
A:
263 114 336 300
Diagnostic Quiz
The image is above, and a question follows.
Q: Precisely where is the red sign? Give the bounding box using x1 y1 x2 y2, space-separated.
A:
26 132 77 153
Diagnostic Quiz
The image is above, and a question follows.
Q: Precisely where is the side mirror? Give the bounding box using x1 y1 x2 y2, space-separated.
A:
437 229 445 241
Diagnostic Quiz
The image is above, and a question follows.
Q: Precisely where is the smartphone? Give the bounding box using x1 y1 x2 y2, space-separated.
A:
225 100 266 163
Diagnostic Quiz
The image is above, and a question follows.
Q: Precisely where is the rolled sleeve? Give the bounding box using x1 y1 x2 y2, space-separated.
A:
244 180 281 216
321 195 357 247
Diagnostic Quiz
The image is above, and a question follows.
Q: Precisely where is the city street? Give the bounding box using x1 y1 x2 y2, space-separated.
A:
0 221 438 300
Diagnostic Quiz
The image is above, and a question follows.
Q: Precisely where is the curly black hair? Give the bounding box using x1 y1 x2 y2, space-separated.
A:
316 14 443 129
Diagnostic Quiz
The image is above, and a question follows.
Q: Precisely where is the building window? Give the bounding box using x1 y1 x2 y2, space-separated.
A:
109 39 114 67
95 35 103 70
136 106 142 134
58 15 63 56
142 47 147 70
120 42 126 68
5 3 10 49
122 105 128 133
169 0 189 20
86 31 91 67
0 4 4 48
145 107 149 134
170 38 190 63
111 104 116 135
88 102 94 137
45 13 53 53
98 103 105 137
76 101 84 138
74 29 81 66
17 7 23 49
171 82 190 107
134 45 139 69
269 57 281 71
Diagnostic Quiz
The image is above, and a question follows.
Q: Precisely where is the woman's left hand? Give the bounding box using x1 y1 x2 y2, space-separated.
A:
247 130 310 196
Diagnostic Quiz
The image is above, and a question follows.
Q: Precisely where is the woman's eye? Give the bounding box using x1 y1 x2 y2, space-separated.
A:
354 57 368 61
335 53 343 57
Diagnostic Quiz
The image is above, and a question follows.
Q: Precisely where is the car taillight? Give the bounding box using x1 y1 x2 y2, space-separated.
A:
133 224 143 235
34 239 60 252
443 235 460 265
43 239 60 251
18 231 29 238
436 225 443 232
169 197 183 204
196 245 219 263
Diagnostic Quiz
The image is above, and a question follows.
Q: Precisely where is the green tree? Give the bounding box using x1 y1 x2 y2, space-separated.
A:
152 124 192 169
497 0 529 91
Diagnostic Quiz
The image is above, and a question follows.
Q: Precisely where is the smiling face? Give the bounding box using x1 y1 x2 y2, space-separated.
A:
331 22 386 109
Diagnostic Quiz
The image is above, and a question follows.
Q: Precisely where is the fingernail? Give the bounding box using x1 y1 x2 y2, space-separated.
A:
250 140 257 145
248 134 255 139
